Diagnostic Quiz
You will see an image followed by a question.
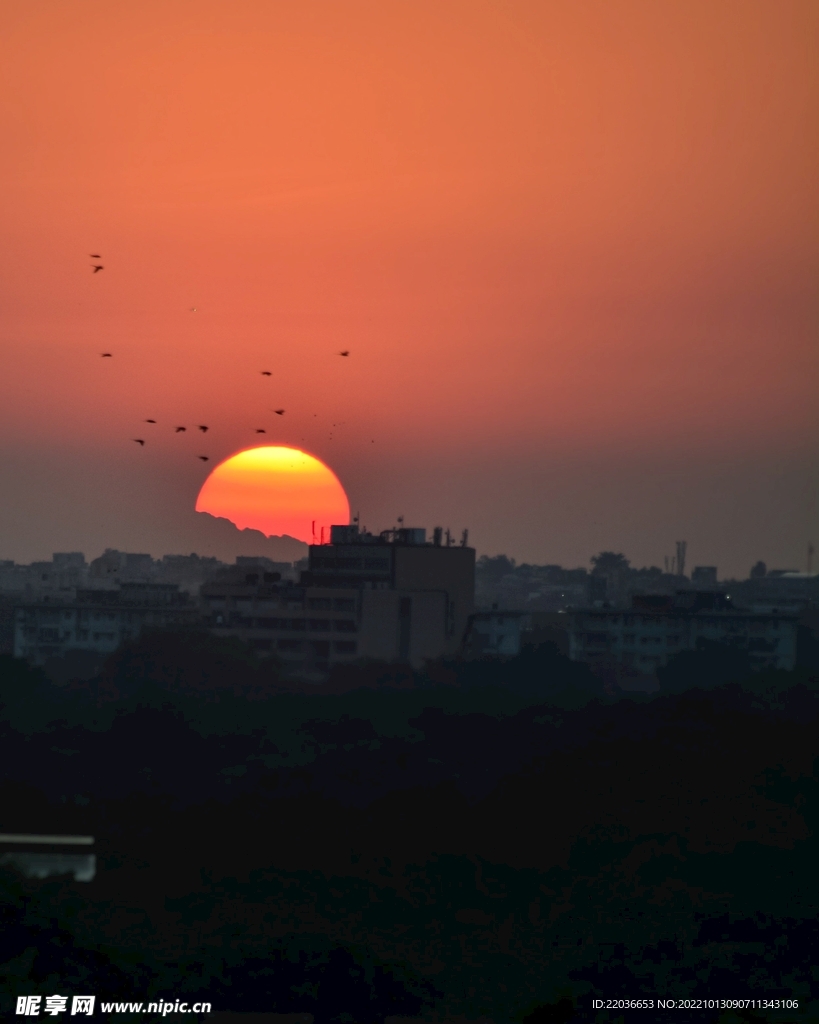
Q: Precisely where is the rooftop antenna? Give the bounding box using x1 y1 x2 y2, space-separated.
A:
397 515 404 526
676 540 687 578
664 555 669 574
460 528 469 547
312 521 317 545
808 541 815 575
320 526 325 545
445 528 452 547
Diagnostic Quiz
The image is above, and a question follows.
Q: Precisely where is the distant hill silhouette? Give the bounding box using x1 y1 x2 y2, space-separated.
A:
189 510 307 562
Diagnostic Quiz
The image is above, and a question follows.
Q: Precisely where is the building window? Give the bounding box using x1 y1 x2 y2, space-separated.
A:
334 641 357 654
334 619 357 633
308 619 331 631
333 598 355 611
308 598 332 610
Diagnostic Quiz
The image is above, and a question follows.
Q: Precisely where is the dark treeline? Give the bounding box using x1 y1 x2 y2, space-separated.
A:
1 632 818 1022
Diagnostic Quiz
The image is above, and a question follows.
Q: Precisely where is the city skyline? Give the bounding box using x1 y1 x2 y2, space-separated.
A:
2 7 817 1018
0 1 816 578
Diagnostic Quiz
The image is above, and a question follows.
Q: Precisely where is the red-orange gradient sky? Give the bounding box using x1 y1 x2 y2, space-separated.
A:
0 1 817 575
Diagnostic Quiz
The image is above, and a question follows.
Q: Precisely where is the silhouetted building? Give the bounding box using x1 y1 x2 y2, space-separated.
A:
52 552 86 570
202 524 475 676
728 572 819 615
13 582 197 671
235 555 296 580
568 590 798 682
691 566 718 587
156 553 227 590
475 557 589 613
89 549 154 582
462 609 529 658
0 596 16 655
0 553 89 597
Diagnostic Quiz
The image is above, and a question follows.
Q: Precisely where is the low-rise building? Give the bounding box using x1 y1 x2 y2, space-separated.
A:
568 591 798 682
691 566 718 587
202 524 475 676
13 582 198 670
0 553 89 599
727 572 819 615
462 609 530 658
201 570 362 677
88 549 154 582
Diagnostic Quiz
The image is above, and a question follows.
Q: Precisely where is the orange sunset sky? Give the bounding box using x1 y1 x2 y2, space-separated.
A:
0 0 817 576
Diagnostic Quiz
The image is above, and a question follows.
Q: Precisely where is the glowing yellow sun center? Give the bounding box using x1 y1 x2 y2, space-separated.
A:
195 445 350 544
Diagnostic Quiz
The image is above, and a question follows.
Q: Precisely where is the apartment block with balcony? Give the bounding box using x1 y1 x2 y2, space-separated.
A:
13 583 198 671
567 591 798 684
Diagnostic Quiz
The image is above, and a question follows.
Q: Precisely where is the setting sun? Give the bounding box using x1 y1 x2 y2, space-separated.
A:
195 446 349 544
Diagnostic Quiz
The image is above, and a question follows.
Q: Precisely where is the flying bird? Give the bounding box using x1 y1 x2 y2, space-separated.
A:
175 426 186 433
339 350 349 357
198 425 208 432
189 307 197 312
89 254 101 258
198 456 209 462
260 371 272 376
145 419 156 424
274 409 284 415
101 353 112 357
133 439 145 446
255 428 266 433
91 265 104 273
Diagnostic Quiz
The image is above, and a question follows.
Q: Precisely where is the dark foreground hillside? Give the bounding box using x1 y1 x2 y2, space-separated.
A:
1 633 818 1023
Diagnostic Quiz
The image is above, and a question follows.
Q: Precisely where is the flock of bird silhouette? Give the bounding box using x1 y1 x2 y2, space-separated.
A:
91 253 358 464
